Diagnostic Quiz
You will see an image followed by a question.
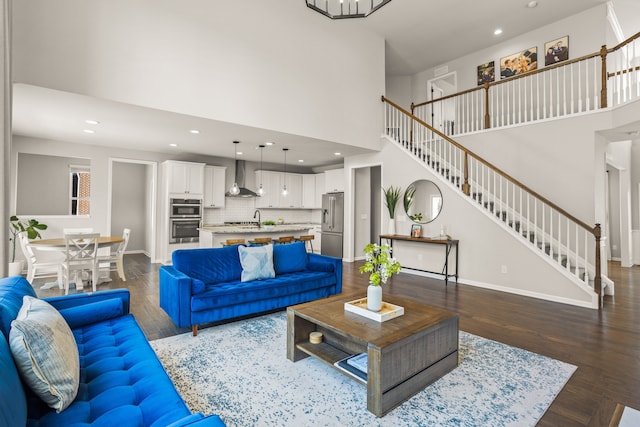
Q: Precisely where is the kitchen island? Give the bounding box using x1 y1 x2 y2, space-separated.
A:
199 223 318 248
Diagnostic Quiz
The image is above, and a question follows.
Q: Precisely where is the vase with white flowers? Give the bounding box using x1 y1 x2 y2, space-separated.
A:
359 243 401 311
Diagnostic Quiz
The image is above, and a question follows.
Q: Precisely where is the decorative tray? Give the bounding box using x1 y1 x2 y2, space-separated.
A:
344 297 404 322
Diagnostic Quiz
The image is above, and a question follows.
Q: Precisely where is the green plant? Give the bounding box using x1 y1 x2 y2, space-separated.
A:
262 220 276 226
383 186 402 219
359 243 401 286
9 216 47 262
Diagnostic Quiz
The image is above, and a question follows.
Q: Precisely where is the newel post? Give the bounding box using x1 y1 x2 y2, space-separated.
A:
594 223 603 308
462 152 470 196
599 45 608 109
483 82 491 129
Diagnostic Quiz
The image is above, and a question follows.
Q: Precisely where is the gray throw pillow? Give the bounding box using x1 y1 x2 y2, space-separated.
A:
9 296 80 413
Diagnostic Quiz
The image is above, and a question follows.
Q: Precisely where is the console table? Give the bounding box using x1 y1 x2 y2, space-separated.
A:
379 234 459 285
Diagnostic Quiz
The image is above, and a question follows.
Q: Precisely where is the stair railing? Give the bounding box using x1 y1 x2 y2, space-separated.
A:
382 95 604 307
411 31 640 137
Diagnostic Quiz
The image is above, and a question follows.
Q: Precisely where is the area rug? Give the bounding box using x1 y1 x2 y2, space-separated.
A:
151 312 576 427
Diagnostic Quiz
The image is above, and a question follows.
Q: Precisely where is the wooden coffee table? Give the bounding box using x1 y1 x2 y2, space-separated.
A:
287 292 459 417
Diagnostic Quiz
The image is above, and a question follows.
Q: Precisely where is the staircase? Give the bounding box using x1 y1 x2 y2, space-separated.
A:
381 96 607 308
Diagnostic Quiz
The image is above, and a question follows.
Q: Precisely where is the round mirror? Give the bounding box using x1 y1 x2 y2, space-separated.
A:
403 180 443 224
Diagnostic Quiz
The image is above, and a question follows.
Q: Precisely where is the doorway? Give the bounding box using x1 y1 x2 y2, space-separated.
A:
353 165 381 260
108 158 157 260
427 72 457 136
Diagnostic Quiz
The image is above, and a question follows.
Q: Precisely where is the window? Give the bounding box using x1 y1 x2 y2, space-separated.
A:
70 165 90 215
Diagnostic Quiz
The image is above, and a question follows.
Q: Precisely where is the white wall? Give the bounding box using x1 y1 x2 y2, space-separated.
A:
12 0 385 150
111 162 146 252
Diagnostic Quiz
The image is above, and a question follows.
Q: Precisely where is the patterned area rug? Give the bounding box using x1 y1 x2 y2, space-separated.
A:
151 312 576 427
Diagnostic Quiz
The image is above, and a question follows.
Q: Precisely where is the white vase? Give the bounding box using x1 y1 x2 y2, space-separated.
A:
8 261 23 277
367 284 383 311
388 218 396 235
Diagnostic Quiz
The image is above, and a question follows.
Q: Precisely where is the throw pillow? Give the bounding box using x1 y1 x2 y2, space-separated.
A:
273 241 308 275
9 296 80 413
238 244 275 282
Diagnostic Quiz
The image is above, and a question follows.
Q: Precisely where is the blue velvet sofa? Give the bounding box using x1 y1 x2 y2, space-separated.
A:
0 276 225 427
159 242 342 335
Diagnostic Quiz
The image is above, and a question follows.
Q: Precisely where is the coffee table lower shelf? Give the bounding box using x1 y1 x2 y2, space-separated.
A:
296 341 367 385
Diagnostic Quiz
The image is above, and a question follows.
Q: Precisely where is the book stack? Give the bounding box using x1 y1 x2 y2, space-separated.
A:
334 353 368 382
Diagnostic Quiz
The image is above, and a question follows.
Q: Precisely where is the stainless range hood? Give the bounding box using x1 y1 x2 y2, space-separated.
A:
226 160 259 198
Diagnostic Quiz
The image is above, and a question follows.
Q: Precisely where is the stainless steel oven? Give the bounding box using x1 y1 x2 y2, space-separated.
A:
170 198 202 218
170 218 200 243
169 198 201 243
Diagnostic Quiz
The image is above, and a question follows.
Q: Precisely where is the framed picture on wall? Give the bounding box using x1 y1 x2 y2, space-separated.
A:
544 36 569 66
410 224 422 238
500 47 538 79
477 61 495 86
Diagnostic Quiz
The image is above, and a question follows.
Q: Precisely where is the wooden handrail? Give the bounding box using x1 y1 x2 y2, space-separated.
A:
382 95 597 236
412 30 640 111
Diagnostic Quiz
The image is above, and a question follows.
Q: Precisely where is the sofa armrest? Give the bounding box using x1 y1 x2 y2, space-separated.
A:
308 253 342 293
159 265 194 328
166 413 226 427
44 289 131 313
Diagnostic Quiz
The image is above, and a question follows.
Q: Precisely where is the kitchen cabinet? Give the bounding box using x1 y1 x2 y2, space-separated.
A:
302 174 316 208
314 173 325 207
203 165 226 208
255 170 282 208
165 160 205 198
324 168 344 193
282 173 302 208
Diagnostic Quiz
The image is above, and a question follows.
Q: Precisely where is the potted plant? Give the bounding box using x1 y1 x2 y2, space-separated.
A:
383 185 402 234
262 220 276 230
359 243 401 311
8 216 47 276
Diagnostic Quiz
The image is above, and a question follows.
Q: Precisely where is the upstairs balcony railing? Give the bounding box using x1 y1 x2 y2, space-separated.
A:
382 96 603 308
411 32 640 136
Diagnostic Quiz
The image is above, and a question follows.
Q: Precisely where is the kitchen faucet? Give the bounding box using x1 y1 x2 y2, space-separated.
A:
253 209 261 228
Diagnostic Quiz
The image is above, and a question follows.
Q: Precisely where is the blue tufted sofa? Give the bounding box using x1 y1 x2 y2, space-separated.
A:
159 242 342 336
0 276 225 427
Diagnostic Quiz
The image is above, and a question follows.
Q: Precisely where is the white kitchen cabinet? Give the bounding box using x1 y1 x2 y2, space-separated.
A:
281 173 302 208
314 173 325 207
203 165 226 208
255 170 282 208
165 160 205 198
324 168 344 193
302 174 316 209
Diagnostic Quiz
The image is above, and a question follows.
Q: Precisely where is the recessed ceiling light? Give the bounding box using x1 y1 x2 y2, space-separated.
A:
237 151 243 155
83 129 95 134
85 119 99 125
265 142 274 146
189 129 200 134
298 159 304 163
527 1 538 8
169 143 178 147
494 28 503 36
334 152 341 156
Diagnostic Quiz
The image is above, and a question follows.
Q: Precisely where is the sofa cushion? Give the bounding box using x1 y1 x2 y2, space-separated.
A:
191 270 336 312
238 245 275 282
173 245 243 285
0 276 37 340
58 298 125 329
10 296 80 413
273 242 308 275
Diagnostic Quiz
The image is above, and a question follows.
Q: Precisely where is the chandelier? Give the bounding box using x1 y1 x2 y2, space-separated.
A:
305 0 393 19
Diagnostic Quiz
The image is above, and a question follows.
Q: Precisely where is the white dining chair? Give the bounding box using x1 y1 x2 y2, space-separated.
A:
18 231 63 286
98 228 131 281
61 233 100 294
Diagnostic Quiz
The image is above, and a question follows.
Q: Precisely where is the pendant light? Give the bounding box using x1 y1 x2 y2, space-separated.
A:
281 148 289 196
258 144 265 196
228 141 240 196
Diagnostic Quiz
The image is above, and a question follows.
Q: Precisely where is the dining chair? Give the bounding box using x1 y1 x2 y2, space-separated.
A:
61 233 100 294
98 228 131 281
17 231 63 286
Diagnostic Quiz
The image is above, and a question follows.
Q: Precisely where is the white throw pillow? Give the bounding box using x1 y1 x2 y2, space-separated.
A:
238 244 275 282
9 296 80 413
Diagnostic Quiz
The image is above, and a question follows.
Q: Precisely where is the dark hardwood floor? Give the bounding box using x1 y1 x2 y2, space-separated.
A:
34 254 640 426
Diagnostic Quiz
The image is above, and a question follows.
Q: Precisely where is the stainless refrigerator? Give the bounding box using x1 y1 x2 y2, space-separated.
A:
321 192 344 258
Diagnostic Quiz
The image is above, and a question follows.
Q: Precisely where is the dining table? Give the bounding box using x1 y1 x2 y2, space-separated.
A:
30 236 124 290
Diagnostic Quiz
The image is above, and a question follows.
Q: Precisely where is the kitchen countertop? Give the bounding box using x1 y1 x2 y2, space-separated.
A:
200 223 319 234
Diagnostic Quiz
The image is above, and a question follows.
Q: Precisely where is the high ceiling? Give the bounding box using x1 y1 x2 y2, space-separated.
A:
12 0 612 167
